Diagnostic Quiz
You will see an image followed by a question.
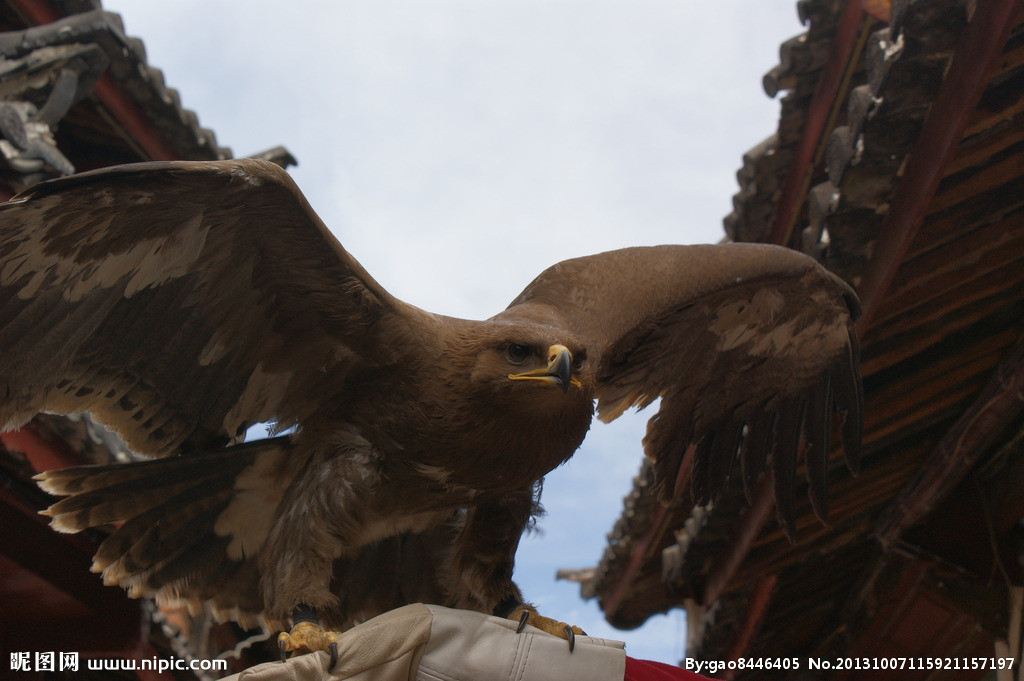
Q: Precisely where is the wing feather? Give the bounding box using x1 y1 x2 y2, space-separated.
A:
0 159 423 456
740 411 774 505
803 374 831 520
832 333 865 474
503 243 861 528
770 397 804 537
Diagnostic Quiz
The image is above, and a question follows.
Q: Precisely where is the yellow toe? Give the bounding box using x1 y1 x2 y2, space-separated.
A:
508 605 586 639
278 620 340 654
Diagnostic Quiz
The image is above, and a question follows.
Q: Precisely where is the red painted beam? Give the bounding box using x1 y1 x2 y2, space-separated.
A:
0 482 141 648
700 480 776 609
600 503 670 623
0 460 179 679
1 425 86 473
723 575 779 680
7 0 183 162
767 0 868 246
600 445 694 622
6 0 59 24
855 0 1024 333
93 74 181 161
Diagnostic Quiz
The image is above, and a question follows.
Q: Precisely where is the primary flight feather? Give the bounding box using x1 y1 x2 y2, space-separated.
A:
0 158 861 651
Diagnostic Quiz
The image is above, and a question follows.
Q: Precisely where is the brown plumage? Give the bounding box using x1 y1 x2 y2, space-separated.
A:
0 158 862 633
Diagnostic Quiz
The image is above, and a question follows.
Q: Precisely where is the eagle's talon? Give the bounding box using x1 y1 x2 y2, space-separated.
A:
516 609 530 634
278 619 341 667
507 605 584 649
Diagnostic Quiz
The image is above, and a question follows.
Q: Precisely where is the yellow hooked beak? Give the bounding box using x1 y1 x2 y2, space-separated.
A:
508 344 582 393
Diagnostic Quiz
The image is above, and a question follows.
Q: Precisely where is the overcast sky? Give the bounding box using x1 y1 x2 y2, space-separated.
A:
100 0 803 665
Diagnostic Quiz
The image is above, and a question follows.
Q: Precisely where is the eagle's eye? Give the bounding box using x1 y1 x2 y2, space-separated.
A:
505 343 532 365
573 350 586 371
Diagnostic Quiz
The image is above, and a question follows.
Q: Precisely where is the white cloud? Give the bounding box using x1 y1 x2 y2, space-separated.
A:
101 0 801 664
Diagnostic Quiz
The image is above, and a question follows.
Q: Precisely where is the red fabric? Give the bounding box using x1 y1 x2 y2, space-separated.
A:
624 656 713 681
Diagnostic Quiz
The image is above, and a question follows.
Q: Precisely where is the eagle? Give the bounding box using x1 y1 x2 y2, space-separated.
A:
0 158 861 661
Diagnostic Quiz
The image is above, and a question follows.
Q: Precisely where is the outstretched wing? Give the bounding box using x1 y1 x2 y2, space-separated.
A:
502 243 862 535
0 159 421 456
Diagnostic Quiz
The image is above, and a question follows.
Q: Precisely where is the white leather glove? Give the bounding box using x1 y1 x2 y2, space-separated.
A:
225 603 626 681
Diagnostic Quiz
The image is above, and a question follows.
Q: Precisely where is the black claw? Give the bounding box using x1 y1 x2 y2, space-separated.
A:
278 639 288 663
564 625 575 652
329 641 339 671
516 610 530 634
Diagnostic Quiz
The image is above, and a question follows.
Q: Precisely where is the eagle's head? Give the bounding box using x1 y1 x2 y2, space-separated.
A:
422 319 595 488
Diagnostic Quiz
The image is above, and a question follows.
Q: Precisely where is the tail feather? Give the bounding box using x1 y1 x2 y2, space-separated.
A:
43 476 203 532
94 476 236 577
35 452 221 495
36 437 294 621
122 484 235 575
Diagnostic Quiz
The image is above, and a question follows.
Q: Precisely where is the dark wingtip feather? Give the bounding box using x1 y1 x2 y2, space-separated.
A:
833 334 864 476
842 289 862 321
740 412 773 506
689 433 715 507
707 422 743 504
652 443 688 506
92 477 235 575
771 398 804 542
804 379 831 523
